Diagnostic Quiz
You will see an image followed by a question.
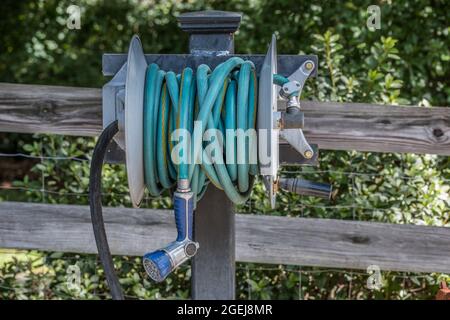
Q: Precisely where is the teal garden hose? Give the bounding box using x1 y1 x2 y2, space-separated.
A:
142 58 265 202
141 57 278 281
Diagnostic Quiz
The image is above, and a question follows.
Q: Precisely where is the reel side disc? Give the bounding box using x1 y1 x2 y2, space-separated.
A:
257 34 279 208
125 36 148 208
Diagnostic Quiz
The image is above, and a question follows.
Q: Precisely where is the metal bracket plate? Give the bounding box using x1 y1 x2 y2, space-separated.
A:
103 54 318 77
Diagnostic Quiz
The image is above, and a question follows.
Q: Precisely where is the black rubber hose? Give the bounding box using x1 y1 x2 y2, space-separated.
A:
89 120 124 300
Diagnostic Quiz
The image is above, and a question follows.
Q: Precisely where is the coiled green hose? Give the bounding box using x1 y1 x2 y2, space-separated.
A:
143 57 289 205
91 56 295 293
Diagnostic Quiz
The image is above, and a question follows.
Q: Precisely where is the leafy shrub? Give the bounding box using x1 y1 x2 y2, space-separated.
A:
0 0 448 299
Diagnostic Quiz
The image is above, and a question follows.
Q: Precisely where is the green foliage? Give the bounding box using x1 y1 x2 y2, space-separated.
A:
0 0 449 299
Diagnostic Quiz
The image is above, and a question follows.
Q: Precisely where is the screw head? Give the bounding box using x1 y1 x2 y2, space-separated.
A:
304 150 313 159
185 242 198 257
305 62 314 71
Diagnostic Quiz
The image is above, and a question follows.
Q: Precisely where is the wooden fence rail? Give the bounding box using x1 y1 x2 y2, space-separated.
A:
1 201 449 274
0 83 449 155
0 82 449 275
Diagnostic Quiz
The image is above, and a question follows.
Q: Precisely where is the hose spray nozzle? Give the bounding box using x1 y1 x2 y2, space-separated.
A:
142 190 198 282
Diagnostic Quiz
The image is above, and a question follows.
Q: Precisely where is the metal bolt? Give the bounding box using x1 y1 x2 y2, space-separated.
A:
303 150 313 159
276 118 283 129
273 180 279 194
305 61 314 71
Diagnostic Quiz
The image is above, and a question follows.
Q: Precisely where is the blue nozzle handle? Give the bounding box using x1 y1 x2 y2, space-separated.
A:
173 190 194 241
142 191 198 282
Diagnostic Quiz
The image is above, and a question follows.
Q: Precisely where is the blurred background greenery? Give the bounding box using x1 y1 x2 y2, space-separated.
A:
0 0 448 299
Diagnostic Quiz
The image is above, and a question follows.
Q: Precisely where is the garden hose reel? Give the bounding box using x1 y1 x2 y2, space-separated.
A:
93 34 332 298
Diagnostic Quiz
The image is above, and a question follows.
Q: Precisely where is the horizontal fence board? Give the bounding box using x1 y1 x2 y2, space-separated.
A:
304 101 450 155
0 83 101 136
0 83 449 155
0 201 449 274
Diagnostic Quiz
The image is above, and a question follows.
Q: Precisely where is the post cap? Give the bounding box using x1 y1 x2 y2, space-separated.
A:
177 10 242 33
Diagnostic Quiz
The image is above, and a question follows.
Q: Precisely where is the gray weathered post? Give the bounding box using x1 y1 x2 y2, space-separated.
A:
177 10 241 300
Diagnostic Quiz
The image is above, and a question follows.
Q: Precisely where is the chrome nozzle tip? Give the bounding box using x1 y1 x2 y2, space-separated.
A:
142 250 172 282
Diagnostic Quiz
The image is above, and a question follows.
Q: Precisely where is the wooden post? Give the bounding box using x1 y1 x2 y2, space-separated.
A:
178 10 241 300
